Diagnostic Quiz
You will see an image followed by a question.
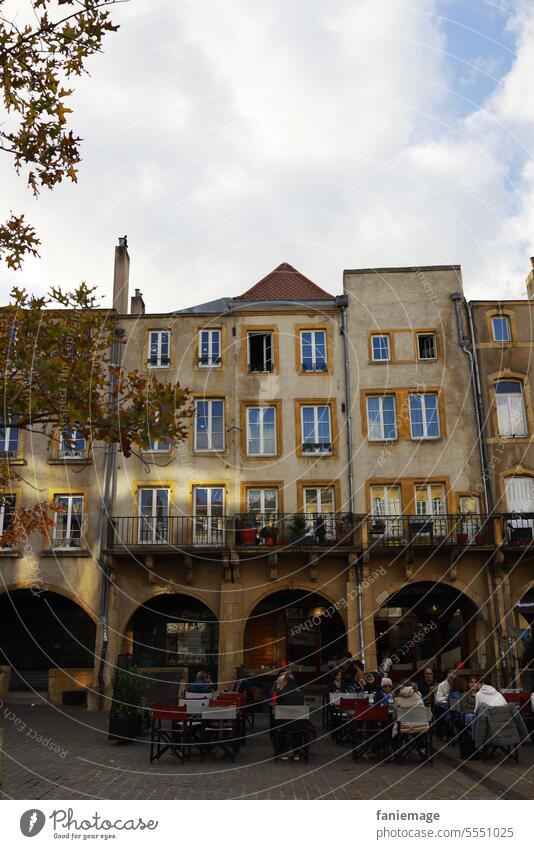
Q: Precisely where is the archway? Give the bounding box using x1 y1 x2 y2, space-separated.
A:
124 593 219 682
244 588 347 682
0 589 96 692
374 581 482 678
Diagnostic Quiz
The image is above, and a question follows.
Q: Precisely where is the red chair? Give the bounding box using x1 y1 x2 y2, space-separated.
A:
351 704 390 762
150 706 190 763
209 698 247 741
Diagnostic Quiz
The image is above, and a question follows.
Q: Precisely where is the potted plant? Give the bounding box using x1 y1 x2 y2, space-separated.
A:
236 513 258 546
456 532 469 544
260 523 279 546
108 667 147 743
291 513 313 545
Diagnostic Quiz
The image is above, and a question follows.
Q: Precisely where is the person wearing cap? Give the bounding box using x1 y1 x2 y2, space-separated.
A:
376 677 394 710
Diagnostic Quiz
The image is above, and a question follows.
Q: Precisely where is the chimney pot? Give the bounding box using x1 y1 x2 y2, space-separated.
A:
113 239 130 314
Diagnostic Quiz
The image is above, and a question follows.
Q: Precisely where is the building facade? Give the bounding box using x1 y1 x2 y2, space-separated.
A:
1 246 533 708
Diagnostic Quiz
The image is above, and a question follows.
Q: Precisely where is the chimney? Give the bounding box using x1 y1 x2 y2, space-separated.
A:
130 288 145 315
527 257 534 301
113 236 130 314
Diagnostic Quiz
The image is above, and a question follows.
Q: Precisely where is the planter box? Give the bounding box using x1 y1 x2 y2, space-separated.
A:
237 528 257 546
108 712 143 744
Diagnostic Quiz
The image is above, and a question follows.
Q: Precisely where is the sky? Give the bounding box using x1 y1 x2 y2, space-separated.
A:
1 0 534 311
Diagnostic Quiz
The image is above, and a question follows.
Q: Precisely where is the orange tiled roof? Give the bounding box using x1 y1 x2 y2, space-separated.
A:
235 262 333 301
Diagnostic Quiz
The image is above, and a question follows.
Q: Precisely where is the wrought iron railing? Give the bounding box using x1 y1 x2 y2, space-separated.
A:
366 513 494 546
500 513 534 546
108 515 229 548
235 512 361 547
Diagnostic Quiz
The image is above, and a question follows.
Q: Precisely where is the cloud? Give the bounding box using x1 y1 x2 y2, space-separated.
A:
0 0 533 309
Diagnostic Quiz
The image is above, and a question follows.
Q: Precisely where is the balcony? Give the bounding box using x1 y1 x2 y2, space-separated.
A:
366 514 495 547
235 513 361 548
500 514 534 547
108 516 229 550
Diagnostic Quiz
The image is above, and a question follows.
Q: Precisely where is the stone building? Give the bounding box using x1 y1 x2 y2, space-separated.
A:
1 244 531 708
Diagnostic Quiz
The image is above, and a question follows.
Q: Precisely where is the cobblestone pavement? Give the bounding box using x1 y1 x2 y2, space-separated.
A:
1 705 533 800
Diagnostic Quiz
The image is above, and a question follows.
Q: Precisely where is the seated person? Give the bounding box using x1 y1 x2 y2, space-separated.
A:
376 677 394 710
393 682 429 737
460 676 478 739
475 679 506 713
434 669 456 712
276 672 305 706
187 670 214 693
365 671 381 695
232 665 250 695
329 669 345 693
419 667 438 705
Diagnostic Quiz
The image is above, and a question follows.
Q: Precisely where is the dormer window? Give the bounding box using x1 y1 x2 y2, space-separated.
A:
148 331 170 368
199 329 221 367
492 316 511 343
247 331 273 373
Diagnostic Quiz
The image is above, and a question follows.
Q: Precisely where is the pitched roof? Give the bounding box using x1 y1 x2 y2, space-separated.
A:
235 262 333 301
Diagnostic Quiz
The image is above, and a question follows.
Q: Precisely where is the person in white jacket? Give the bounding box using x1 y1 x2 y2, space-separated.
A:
474 682 507 713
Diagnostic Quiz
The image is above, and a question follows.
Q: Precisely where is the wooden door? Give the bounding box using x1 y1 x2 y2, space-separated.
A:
247 623 275 669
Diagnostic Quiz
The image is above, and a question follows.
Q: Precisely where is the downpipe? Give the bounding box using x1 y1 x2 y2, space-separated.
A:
339 296 365 664
451 294 508 680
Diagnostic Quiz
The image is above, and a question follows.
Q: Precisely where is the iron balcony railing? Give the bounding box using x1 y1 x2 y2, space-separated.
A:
235 512 361 547
366 513 495 546
500 513 534 546
108 515 230 548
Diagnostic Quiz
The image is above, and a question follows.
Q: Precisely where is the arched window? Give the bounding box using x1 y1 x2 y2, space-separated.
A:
495 380 527 437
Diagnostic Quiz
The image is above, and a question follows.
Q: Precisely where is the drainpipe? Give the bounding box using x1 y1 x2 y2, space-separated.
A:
96 327 123 709
451 293 507 678
337 295 365 664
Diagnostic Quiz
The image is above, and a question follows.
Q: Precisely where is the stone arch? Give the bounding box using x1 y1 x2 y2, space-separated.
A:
378 575 486 619
0 579 99 625
118 586 219 639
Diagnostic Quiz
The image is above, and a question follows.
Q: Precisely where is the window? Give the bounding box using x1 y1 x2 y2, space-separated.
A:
0 423 20 458
59 424 86 458
301 405 332 454
199 329 221 367
371 334 390 362
300 330 327 372
492 316 511 343
247 331 273 373
138 488 169 544
193 486 224 545
495 380 527 437
53 495 84 549
148 330 170 367
370 485 402 516
415 484 446 515
370 485 402 536
246 406 276 455
366 396 397 441
303 486 336 536
0 495 16 548
459 495 480 514
194 399 225 451
147 438 171 452
246 488 278 522
417 333 437 360
409 393 440 439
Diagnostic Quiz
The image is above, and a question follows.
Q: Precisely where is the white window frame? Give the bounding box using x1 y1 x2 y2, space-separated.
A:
52 494 84 549
246 487 278 518
247 331 274 373
246 406 277 456
194 399 225 452
492 316 511 343
409 393 440 440
366 395 397 441
199 329 222 368
370 485 402 517
146 438 172 453
138 487 170 544
414 483 446 516
417 332 437 360
301 405 333 454
0 423 20 458
371 334 390 362
193 486 225 545
303 486 335 514
0 495 16 549
148 330 171 368
59 425 86 458
300 329 327 372
495 380 527 437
